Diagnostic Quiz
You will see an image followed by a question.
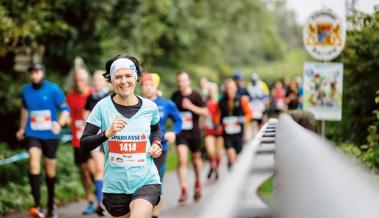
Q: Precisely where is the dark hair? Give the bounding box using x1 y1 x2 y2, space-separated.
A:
103 54 142 83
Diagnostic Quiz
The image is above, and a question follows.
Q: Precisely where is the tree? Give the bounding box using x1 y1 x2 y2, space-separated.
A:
328 11 379 145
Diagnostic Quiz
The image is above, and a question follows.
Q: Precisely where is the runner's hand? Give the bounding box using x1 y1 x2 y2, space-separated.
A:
52 121 62 135
164 131 176 144
149 143 162 158
16 128 25 141
105 117 127 138
182 98 194 110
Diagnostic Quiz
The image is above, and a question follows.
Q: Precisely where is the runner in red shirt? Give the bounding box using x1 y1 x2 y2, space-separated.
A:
66 68 96 215
204 83 223 180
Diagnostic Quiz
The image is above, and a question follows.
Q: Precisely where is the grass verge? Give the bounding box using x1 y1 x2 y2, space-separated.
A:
257 176 273 205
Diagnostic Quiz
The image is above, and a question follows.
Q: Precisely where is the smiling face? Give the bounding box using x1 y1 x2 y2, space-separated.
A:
112 68 137 97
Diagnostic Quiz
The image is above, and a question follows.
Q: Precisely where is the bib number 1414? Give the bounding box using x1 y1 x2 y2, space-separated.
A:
119 143 137 152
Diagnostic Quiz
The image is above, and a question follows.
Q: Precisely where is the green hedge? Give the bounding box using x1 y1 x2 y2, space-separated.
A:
0 143 84 216
0 141 179 216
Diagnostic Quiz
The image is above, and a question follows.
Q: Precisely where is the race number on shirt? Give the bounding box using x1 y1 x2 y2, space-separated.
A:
108 134 147 167
222 116 241 134
180 111 193 130
30 110 52 131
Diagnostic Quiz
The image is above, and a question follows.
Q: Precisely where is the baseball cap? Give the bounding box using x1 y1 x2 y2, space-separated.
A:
251 73 259 81
141 73 160 87
233 71 244 80
27 63 46 73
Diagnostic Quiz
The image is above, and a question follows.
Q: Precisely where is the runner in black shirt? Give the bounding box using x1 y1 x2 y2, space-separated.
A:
171 71 208 202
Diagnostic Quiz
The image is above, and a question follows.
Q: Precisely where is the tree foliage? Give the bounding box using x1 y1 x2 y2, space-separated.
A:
328 11 379 145
0 0 299 144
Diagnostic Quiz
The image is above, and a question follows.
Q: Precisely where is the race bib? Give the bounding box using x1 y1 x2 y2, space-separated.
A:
75 120 85 139
30 110 52 131
222 116 241 134
180 111 193 130
108 133 147 167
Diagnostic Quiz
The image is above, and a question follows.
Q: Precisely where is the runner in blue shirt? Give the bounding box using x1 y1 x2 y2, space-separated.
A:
141 72 182 218
80 55 163 218
16 63 70 218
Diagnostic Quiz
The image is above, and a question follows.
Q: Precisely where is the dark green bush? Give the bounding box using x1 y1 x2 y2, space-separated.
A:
0 143 84 215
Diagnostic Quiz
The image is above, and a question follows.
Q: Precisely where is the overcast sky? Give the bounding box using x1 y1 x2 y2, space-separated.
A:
285 0 379 24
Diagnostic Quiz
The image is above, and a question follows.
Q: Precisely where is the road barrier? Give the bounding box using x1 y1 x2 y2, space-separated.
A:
273 115 379 218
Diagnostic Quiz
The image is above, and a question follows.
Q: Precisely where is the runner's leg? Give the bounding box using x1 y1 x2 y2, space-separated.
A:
177 144 189 202
215 136 224 166
28 147 42 208
205 135 216 178
130 199 153 218
81 162 96 204
192 151 202 201
45 157 56 212
226 147 237 168
252 120 259 138
215 136 224 178
152 151 167 217
93 152 104 195
91 151 105 215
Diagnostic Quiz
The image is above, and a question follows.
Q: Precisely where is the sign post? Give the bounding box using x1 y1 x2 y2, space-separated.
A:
303 8 346 137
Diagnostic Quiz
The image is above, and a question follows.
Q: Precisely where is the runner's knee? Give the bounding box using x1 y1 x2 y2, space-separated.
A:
130 199 153 218
45 159 56 177
29 150 41 174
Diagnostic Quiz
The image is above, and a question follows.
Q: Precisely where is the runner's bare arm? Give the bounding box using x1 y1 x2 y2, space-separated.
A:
57 111 70 127
16 107 28 141
83 110 90 120
182 98 208 116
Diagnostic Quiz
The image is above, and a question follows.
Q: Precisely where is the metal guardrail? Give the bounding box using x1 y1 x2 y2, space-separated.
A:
273 115 379 218
200 119 278 218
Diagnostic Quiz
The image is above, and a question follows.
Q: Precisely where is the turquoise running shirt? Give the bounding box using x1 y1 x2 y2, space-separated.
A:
86 95 161 194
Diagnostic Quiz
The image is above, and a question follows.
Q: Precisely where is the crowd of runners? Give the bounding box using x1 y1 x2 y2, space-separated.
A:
16 55 304 218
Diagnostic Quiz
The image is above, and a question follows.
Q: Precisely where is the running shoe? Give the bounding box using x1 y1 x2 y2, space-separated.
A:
178 186 188 203
227 162 233 171
207 168 214 179
82 201 96 215
194 181 202 201
29 207 44 218
95 204 105 216
214 170 219 180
